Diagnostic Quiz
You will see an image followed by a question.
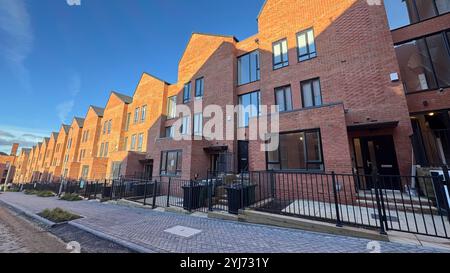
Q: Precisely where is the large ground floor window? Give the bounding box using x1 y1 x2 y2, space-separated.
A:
267 129 324 171
160 150 182 176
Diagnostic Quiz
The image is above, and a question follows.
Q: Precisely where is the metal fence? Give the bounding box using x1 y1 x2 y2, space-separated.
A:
14 167 450 239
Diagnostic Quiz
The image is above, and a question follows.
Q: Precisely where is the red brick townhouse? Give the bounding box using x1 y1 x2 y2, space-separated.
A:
147 0 422 191
10 0 450 192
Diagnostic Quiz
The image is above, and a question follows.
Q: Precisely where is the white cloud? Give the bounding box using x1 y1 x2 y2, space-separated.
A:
56 100 75 123
66 0 81 6
0 125 51 154
56 74 81 123
0 0 33 93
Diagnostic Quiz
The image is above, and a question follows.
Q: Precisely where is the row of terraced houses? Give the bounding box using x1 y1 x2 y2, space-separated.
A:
3 0 450 191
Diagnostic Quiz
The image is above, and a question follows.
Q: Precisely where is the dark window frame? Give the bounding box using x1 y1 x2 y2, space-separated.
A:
238 90 261 128
183 82 191 103
296 28 317 62
265 129 325 172
272 38 289 70
160 150 183 176
237 50 261 86
301 78 322 108
274 85 293 112
395 30 450 94
167 96 177 119
386 0 449 31
195 77 204 98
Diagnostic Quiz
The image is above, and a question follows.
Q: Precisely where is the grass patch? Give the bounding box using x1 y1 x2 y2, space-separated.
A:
38 208 81 223
60 193 83 201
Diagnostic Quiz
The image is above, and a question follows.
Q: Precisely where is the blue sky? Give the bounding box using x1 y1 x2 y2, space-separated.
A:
0 0 264 154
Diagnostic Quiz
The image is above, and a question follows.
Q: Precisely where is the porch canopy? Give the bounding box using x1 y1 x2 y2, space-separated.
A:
203 145 228 153
347 121 399 132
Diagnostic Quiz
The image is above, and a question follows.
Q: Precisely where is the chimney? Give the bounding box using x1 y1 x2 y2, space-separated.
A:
10 143 19 156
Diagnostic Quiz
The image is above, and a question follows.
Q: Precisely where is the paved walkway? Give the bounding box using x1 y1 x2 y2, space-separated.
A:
0 192 447 253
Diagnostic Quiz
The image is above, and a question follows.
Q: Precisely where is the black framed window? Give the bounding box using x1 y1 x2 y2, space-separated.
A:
301 78 322 108
183 82 191 103
273 39 289 69
164 126 174 138
180 116 190 135
297 28 316 62
160 150 182 176
384 0 449 30
195 77 204 98
238 50 260 85
395 31 450 93
275 85 293 112
238 90 261 127
193 113 203 136
267 130 324 171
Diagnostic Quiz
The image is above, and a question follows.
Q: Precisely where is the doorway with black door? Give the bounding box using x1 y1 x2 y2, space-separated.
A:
353 135 401 190
238 141 249 173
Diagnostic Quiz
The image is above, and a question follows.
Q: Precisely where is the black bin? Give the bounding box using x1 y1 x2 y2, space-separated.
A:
182 183 210 210
225 184 257 214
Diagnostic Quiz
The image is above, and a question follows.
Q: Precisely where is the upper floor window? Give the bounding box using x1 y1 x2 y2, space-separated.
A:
137 133 144 152
238 91 261 128
395 31 450 93
301 78 322 108
183 82 191 103
134 107 140 124
104 142 109 157
125 112 131 131
181 116 190 135
107 120 112 134
195 77 204 98
275 85 293 112
67 138 72 149
273 39 289 69
384 0 450 30
103 121 107 135
164 126 174 138
238 51 260 85
123 137 128 151
167 96 177 119
130 134 137 151
297 28 317 62
193 113 203 136
141 105 147 122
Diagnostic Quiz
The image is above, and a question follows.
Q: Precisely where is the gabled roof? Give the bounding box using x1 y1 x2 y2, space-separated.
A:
22 148 31 154
257 0 268 20
51 132 59 140
178 32 238 67
90 105 105 117
43 137 50 144
62 124 70 134
111 91 133 104
73 117 85 128
37 142 42 148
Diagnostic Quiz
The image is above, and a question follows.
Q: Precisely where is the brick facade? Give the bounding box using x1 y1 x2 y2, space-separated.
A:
7 0 449 192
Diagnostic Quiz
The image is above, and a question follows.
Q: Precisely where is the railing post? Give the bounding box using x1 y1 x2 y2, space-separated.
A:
372 168 387 235
240 172 244 211
102 180 106 200
167 178 171 207
188 179 193 212
441 165 450 222
331 172 343 227
94 181 98 199
143 179 148 206
208 172 213 212
152 179 157 209
110 179 115 200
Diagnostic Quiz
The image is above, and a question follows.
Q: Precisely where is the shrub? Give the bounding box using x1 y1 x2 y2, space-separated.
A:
36 191 55 198
38 208 81 223
60 193 83 201
24 189 37 195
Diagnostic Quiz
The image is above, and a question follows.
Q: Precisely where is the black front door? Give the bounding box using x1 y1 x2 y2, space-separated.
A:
143 163 153 179
353 135 401 190
238 141 249 173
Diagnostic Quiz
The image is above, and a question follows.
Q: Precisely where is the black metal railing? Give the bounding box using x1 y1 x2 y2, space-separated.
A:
15 167 450 239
